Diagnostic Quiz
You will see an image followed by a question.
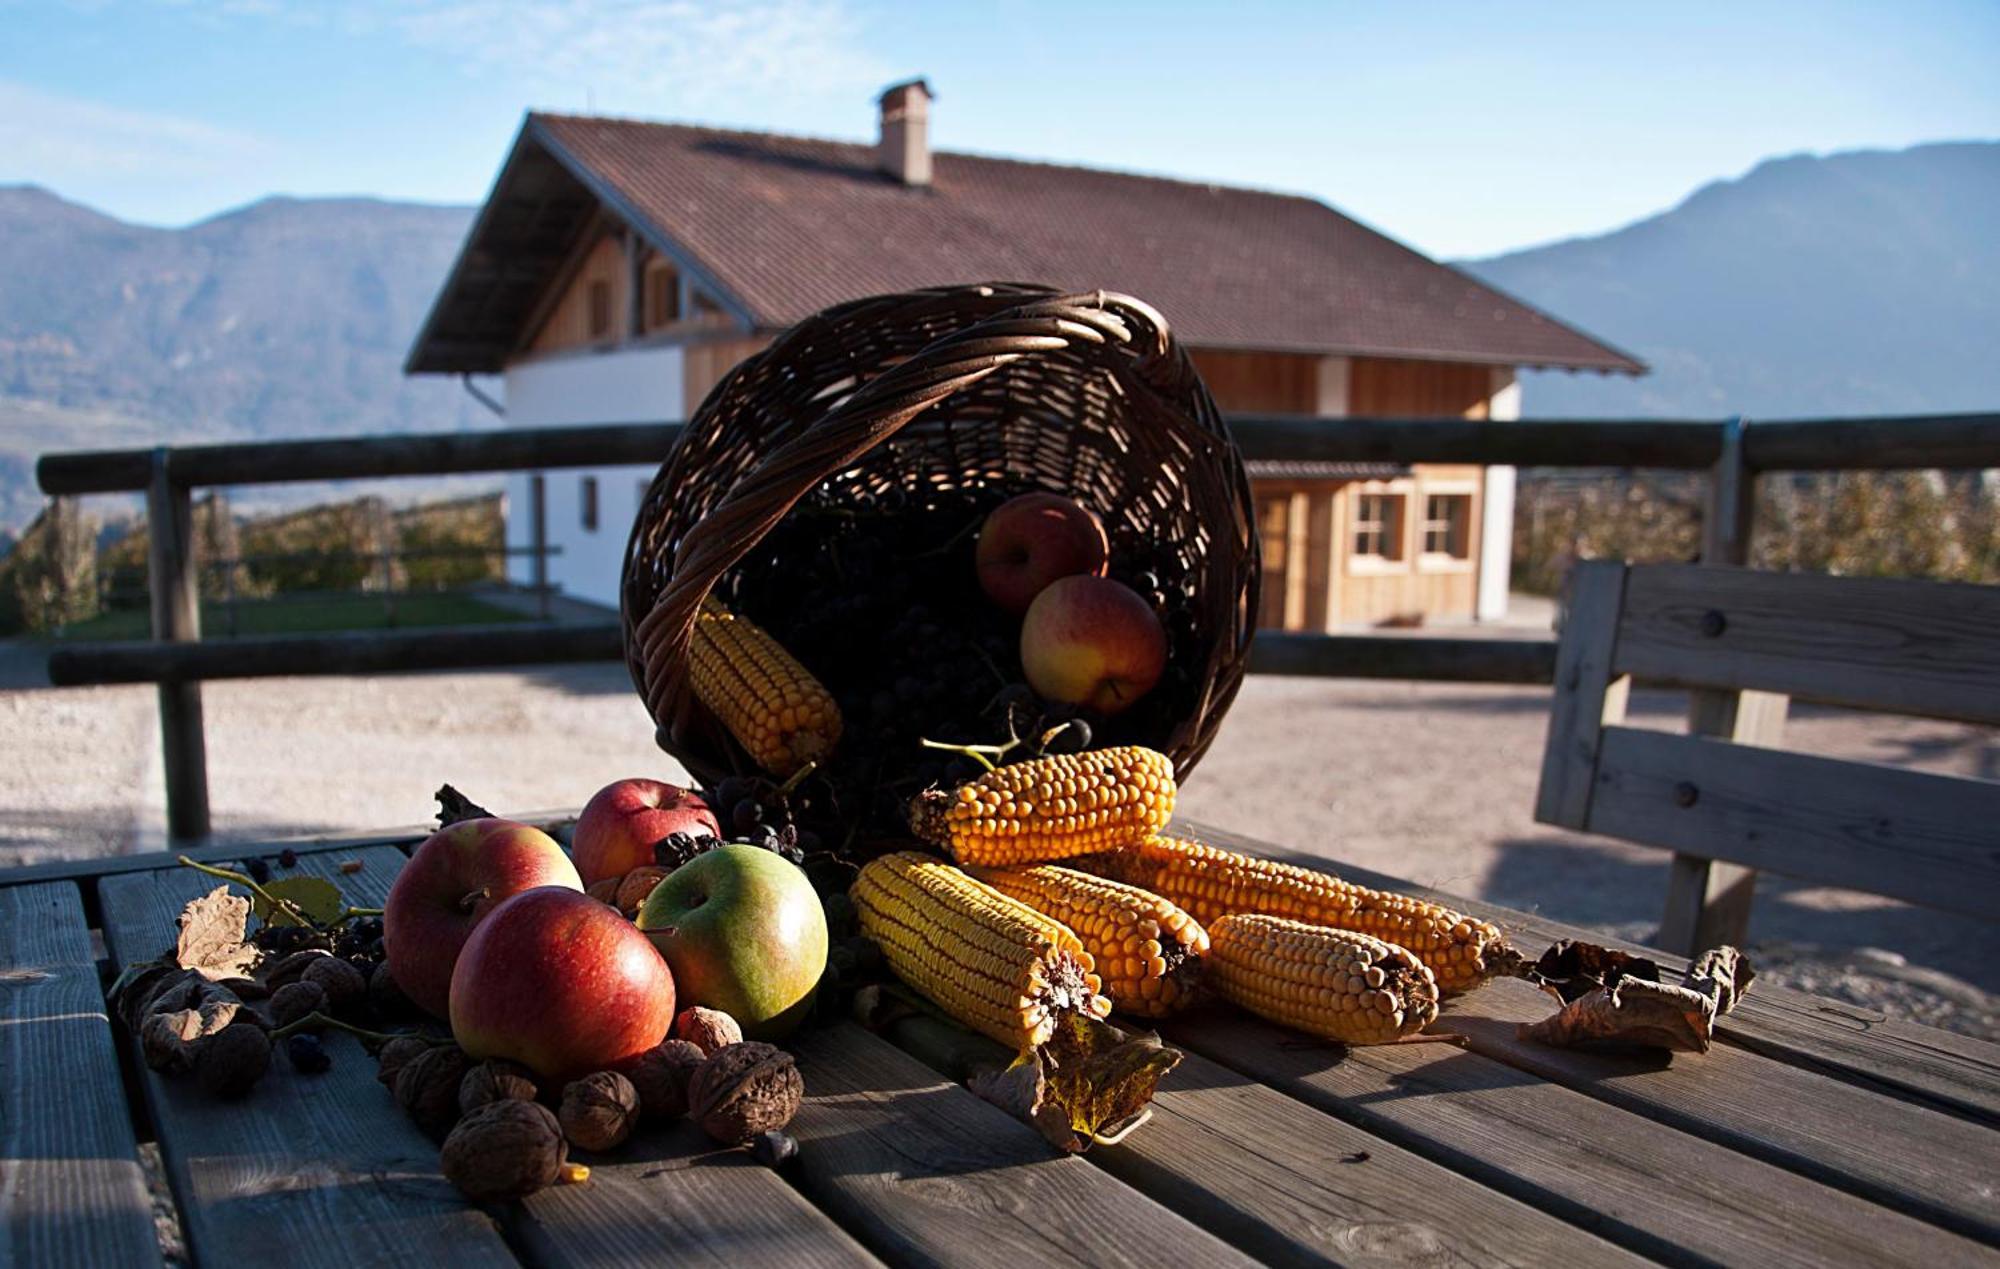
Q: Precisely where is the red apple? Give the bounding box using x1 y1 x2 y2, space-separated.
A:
976 492 1109 614
1020 575 1168 714
383 818 582 1018
635 845 827 1041
572 778 721 886
450 887 676 1081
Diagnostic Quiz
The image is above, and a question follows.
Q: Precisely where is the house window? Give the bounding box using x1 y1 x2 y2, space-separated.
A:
587 279 613 339
1422 494 1471 559
1352 493 1404 560
646 265 681 329
580 476 599 532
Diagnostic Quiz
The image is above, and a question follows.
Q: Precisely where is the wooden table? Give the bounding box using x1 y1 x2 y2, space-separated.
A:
5 818 1996 1268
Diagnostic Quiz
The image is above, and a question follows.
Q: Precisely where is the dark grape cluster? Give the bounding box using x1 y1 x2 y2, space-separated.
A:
250 924 335 956
701 774 816 866
652 830 724 870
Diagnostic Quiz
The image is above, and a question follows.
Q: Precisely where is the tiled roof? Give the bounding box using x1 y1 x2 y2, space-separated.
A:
1244 461 1410 481
407 113 1644 376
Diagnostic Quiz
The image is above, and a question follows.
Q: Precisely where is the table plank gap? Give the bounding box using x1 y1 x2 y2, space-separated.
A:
786 1023 1258 1269
97 845 521 1268
1170 1009 1998 1269
0 880 162 1267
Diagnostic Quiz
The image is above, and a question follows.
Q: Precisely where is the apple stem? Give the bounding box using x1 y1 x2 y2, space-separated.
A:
176 855 316 928
269 1011 414 1050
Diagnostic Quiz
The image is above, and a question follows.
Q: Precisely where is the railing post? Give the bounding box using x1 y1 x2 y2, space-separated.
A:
146 450 210 843
530 473 550 620
1658 416 1785 955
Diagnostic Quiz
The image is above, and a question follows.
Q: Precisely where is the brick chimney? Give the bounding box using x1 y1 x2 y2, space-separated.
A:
877 78 933 187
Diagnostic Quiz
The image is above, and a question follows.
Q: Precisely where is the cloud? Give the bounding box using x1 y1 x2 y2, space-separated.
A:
0 79 275 181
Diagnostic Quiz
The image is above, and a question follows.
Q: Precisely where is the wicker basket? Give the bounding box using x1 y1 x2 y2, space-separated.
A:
620 282 1258 797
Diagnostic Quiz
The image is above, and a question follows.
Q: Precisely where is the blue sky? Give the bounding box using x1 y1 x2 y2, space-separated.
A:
3 0 1996 258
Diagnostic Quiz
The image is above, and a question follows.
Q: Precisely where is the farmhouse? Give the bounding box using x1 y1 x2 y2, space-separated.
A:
407 81 1641 629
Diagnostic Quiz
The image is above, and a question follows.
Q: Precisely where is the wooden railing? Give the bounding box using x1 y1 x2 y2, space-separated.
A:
34 411 2000 842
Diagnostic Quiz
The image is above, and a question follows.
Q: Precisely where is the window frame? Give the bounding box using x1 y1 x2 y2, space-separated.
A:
580 476 599 533
586 279 614 340
1348 490 1407 571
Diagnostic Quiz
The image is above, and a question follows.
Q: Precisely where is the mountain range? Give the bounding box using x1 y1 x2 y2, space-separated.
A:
2 138 1995 531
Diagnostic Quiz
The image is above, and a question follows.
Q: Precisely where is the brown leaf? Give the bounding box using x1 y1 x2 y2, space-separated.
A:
1523 939 1662 1006
968 1014 1182 1152
1687 945 1755 1016
1519 976 1717 1053
176 886 260 981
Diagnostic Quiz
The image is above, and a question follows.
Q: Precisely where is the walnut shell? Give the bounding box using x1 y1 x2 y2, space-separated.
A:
624 1039 706 1120
262 948 334 989
674 1006 743 1056
194 1024 271 1097
376 1034 433 1088
560 1071 639 1151
586 877 623 907
301 957 367 1012
689 1042 802 1146
442 1100 568 1200
394 1043 471 1138
269 980 328 1029
368 961 416 1018
460 1060 540 1117
615 867 669 916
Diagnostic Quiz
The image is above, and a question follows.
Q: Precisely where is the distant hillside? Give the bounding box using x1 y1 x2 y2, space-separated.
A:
1463 141 2000 420
0 187 484 529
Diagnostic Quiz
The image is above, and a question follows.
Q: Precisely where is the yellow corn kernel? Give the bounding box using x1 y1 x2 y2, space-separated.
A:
1081 835 1508 995
689 599 841 777
910 747 1176 868
971 864 1208 1018
850 852 1110 1051
1207 914 1438 1045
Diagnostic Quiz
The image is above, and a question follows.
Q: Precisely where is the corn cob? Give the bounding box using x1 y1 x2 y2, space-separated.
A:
909 746 1176 868
851 851 1111 1050
970 864 1207 1018
1081 835 1510 995
1207 914 1439 1045
689 599 841 776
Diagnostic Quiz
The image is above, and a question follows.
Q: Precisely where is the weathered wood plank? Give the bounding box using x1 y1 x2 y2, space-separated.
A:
785 1023 1256 1269
96 846 520 1268
1169 1009 1996 1268
506 1118 881 1268
1657 685 1786 956
1617 564 2000 724
1247 633 1557 684
1534 560 1628 828
1095 1048 1647 1267
0 882 161 1268
1180 820 2000 1131
1741 412 2000 472
1589 726 2000 920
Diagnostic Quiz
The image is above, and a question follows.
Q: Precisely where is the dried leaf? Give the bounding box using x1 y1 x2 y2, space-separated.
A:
968 1014 1182 1152
177 886 260 980
1519 976 1718 1053
435 784 495 827
252 876 345 928
1523 939 1662 1005
1687 946 1755 1016
968 1055 1078 1152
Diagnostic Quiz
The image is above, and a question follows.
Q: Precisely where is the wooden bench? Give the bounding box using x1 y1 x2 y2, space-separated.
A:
1536 560 2000 955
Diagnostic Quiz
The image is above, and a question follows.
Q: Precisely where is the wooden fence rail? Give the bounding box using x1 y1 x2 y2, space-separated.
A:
32 410 2000 844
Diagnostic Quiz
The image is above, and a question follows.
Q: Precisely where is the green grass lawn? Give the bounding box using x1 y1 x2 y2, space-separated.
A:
57 592 529 641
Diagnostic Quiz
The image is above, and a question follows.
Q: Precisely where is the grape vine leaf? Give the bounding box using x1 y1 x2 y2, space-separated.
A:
253 876 346 928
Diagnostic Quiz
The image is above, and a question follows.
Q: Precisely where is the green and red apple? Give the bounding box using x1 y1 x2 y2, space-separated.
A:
383 817 582 1018
449 886 676 1081
635 844 827 1040
1020 574 1168 714
572 778 720 886
976 492 1109 614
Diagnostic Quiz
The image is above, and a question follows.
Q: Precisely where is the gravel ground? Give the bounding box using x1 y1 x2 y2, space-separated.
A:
3 638 1993 1040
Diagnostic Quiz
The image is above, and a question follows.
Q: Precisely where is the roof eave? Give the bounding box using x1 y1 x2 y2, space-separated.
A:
403 117 541 376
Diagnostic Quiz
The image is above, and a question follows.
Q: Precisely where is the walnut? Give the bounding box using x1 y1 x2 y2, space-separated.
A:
460 1060 540 1116
394 1043 471 1138
674 1006 743 1056
301 957 367 1012
368 961 416 1018
689 1042 802 1146
615 866 669 915
559 1071 640 1151
269 980 328 1029
624 1039 705 1120
441 1100 568 1200
194 1024 271 1097
262 948 334 989
375 1034 433 1088
586 877 623 907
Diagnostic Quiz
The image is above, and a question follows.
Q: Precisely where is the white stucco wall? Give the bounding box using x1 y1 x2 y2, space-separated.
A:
503 346 686 611
1477 369 1521 622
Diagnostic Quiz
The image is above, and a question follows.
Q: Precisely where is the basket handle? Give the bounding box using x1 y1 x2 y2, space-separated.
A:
633 288 1174 735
